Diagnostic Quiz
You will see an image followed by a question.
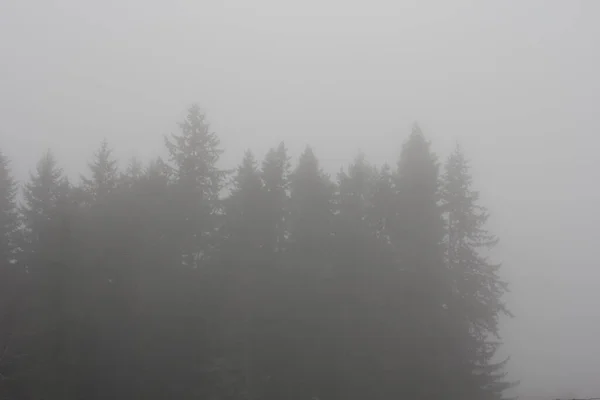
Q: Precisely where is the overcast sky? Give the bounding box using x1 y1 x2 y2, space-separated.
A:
1 0 599 397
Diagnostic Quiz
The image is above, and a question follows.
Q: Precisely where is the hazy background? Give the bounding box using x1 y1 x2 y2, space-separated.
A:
1 0 599 397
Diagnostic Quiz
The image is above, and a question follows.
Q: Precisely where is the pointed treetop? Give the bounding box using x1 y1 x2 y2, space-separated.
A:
295 146 324 178
347 151 375 179
262 142 291 186
300 145 316 162
443 142 473 193
21 150 66 233
275 141 286 153
411 121 425 136
339 152 377 203
262 142 288 164
81 139 118 200
27 150 63 194
407 122 429 146
164 104 226 195
337 152 378 222
232 150 261 193
397 123 438 180
402 122 433 158
184 103 205 125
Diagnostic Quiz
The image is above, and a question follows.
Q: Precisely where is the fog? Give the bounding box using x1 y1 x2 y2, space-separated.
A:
1 0 599 398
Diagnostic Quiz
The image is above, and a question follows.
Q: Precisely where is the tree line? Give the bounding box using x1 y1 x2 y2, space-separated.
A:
0 104 513 399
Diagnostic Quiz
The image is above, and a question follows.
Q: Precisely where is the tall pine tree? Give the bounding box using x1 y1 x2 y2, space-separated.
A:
20 150 67 268
261 142 291 253
165 104 227 267
256 143 292 400
0 151 18 265
0 150 24 397
389 124 452 400
217 150 270 400
283 146 336 400
441 144 513 400
332 153 392 400
224 150 267 254
289 147 334 256
19 151 79 399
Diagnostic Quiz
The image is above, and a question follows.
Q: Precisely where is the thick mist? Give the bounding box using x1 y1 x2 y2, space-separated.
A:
1 0 599 398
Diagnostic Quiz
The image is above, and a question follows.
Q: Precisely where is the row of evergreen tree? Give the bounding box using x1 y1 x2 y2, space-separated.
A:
0 104 512 399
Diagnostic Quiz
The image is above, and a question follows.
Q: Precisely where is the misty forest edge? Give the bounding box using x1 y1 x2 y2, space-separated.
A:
0 104 513 400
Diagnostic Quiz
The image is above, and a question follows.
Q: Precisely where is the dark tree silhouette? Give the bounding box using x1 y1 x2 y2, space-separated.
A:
1 108 512 400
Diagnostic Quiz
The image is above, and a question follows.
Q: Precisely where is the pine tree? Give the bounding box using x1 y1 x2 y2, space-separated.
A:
0 151 18 265
164 104 227 267
441 144 513 400
337 153 378 236
261 142 291 253
0 151 24 396
19 151 81 399
289 146 334 255
218 147 292 400
281 146 336 400
332 153 392 400
20 150 67 266
393 125 446 289
81 139 118 202
389 124 452 400
224 150 266 251
217 150 270 400
252 143 292 400
165 104 225 193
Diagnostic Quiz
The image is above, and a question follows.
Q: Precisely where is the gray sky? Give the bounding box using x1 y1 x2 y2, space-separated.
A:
1 0 599 397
